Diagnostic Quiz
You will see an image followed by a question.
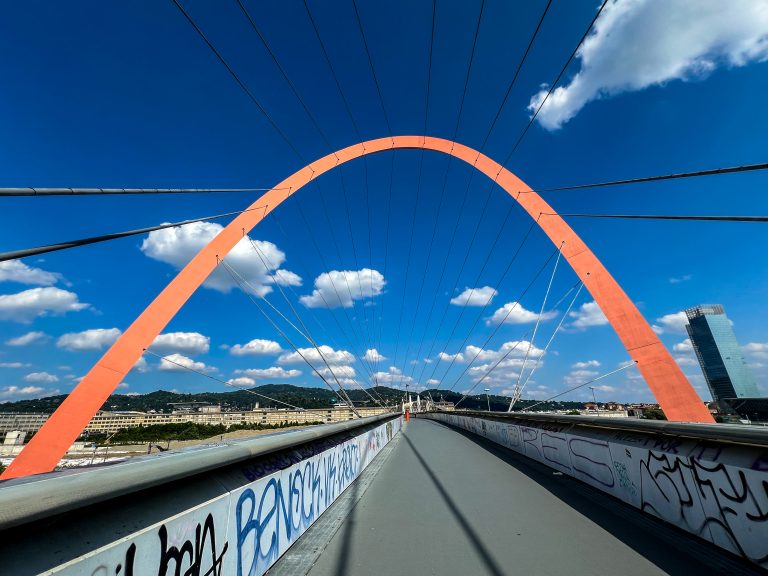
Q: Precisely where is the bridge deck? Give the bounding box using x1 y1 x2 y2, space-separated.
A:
294 418 756 576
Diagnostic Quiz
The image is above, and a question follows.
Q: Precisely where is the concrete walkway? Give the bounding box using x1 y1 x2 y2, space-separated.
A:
301 418 759 576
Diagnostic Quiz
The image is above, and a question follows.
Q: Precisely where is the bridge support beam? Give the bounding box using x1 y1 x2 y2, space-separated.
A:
1 136 712 480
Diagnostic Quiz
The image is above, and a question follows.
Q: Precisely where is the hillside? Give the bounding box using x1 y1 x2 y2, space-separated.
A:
0 384 584 414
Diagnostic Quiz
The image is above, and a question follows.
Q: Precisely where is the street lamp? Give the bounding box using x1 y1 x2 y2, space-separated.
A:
589 386 599 416
484 388 491 412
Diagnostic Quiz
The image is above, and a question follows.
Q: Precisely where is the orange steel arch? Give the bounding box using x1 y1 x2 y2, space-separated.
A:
1 136 713 479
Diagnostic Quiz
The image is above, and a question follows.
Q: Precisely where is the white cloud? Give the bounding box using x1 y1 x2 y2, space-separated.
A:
57 328 122 351
235 367 302 379
572 360 601 369
141 221 300 296
132 357 149 373
0 260 61 286
227 376 256 388
450 286 498 307
744 342 768 360
150 332 210 356
364 348 386 362
270 270 302 287
529 0 768 130
278 345 355 366
568 301 608 329
0 385 47 400
438 351 464 362
673 338 694 353
0 362 30 368
158 353 216 373
0 287 88 323
487 301 557 326
229 338 283 356
300 269 385 308
460 341 546 387
372 366 414 387
314 365 357 380
564 369 599 386
117 382 129 390
675 356 699 367
652 311 689 334
426 378 440 386
24 371 59 383
669 274 692 284
5 331 48 346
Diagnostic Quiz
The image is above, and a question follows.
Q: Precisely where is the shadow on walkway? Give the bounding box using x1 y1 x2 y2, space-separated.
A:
428 419 763 576
402 432 505 576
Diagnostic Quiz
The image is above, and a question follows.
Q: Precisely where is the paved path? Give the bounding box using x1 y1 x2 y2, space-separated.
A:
294 418 759 576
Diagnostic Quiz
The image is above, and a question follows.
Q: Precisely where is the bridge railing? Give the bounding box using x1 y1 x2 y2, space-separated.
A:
0 413 402 576
422 410 767 569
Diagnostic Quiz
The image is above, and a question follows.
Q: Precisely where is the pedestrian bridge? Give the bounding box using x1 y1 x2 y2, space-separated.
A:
0 412 765 575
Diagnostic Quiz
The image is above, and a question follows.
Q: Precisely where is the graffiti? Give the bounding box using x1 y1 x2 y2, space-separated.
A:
157 513 227 576
45 417 402 576
640 451 768 564
568 438 614 488
613 461 636 497
429 413 767 569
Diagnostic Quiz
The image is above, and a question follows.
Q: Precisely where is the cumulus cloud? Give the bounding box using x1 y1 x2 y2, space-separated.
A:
673 338 694 353
132 357 149 373
363 348 386 363
564 369 600 386
450 286 498 307
314 365 357 380
572 360 601 369
235 366 302 379
438 351 464 363
487 302 558 326
24 371 59 383
150 332 210 356
158 353 216 373
278 345 355 366
568 301 608 329
652 311 689 334
744 342 768 360
372 366 415 388
57 328 122 351
464 341 546 386
0 287 88 323
141 221 300 296
0 362 30 368
227 376 256 387
5 331 49 346
0 260 61 286
270 270 302 287
300 269 385 308
0 385 48 400
229 338 283 356
529 0 768 130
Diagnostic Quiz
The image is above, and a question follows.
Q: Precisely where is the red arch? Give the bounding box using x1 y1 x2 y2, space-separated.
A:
1 136 712 479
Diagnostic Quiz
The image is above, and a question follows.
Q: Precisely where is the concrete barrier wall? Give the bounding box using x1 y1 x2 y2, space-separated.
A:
0 415 402 576
424 412 767 568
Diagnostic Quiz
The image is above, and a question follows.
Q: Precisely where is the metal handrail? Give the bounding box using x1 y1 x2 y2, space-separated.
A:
424 410 768 448
0 413 399 530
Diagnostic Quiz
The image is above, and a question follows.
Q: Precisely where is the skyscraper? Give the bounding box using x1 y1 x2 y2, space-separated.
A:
685 304 759 401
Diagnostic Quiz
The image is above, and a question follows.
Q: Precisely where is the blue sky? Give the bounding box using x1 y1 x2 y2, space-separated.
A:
1 0 767 404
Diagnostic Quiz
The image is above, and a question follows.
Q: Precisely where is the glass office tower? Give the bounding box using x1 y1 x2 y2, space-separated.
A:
685 304 759 401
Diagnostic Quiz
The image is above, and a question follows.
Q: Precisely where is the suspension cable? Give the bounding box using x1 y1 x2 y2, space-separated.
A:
219 259 359 415
432 244 560 390
502 0 609 165
0 187 286 197
508 242 564 410
0 205 266 263
520 362 639 412
510 280 583 411
142 349 305 410
248 238 385 406
542 212 768 223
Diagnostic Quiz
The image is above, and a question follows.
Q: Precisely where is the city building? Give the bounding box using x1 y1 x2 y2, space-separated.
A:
685 304 759 402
